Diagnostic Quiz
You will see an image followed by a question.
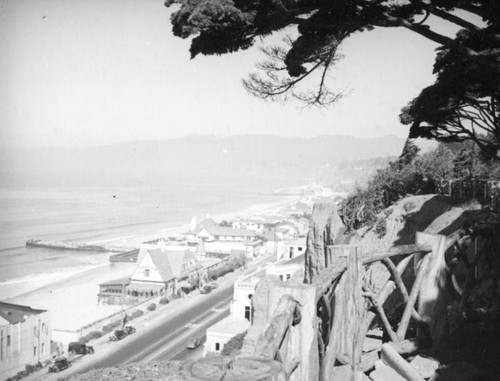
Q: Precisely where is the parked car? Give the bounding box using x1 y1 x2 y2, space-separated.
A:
206 282 218 290
109 329 128 341
186 336 204 349
200 283 217 294
124 325 136 335
68 342 94 355
48 357 71 373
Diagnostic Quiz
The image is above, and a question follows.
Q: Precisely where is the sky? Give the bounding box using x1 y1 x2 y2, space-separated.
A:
0 0 467 148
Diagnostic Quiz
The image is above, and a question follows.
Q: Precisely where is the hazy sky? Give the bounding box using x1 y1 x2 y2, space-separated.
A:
0 0 466 147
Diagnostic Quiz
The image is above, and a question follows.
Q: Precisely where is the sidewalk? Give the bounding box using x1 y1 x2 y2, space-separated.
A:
22 254 273 381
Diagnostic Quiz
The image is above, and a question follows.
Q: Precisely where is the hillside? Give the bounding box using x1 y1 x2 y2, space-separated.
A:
306 194 500 378
0 135 404 188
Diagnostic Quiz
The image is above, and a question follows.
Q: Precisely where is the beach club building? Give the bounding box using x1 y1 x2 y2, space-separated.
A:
0 302 52 380
204 276 259 356
128 246 199 298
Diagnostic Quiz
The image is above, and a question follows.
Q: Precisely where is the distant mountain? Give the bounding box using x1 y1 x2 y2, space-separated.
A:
0 135 405 188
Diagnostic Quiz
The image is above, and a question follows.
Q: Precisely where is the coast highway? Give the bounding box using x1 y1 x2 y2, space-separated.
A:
78 286 233 373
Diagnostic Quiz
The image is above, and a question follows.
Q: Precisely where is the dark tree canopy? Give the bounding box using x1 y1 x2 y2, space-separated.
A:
165 0 500 155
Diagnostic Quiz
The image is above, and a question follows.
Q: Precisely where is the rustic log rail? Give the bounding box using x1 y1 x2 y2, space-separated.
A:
242 229 468 381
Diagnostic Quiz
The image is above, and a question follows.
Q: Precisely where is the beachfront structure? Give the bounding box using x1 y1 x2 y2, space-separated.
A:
195 226 257 242
280 237 307 261
0 302 52 380
261 230 285 257
129 246 199 298
265 253 305 283
274 223 296 240
97 278 130 305
204 276 259 356
231 218 265 234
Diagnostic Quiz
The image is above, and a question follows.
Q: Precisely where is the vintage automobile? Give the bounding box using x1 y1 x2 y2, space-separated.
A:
48 357 71 373
124 325 136 335
186 336 204 349
109 329 128 341
68 342 94 355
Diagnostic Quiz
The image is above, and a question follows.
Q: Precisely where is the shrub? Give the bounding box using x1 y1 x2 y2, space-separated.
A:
374 218 387 238
110 319 121 328
147 303 157 311
131 309 144 318
159 296 170 305
102 324 113 334
221 331 247 356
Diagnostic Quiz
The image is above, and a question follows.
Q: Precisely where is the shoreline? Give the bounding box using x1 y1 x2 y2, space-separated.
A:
1 192 310 332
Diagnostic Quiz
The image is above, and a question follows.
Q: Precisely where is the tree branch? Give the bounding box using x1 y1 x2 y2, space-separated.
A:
380 13 480 56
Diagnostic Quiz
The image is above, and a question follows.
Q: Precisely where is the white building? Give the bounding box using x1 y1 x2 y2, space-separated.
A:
203 276 259 356
0 302 52 380
195 226 257 242
232 218 265 234
280 237 307 261
265 253 305 283
129 246 198 297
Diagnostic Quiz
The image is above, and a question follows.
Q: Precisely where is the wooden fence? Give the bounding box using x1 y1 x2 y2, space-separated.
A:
234 230 471 381
437 179 500 211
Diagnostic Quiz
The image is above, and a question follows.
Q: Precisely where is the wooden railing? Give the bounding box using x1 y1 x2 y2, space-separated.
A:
240 231 467 381
437 179 500 211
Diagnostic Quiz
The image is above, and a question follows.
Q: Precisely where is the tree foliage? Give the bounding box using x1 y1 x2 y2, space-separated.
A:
166 0 500 121
339 140 500 230
401 26 500 158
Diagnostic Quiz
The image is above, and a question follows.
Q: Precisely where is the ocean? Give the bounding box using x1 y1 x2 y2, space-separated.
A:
0 180 294 298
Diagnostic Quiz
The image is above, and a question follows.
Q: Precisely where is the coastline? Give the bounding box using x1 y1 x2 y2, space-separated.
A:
1 192 309 333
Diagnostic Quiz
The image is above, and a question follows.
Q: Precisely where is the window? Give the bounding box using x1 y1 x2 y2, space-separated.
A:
298 247 303 252
33 327 37 337
286 274 291 281
7 335 11 346
144 269 150 277
215 343 220 351
33 346 37 357
289 247 294 259
41 343 45 355
244 306 251 321
279 275 284 281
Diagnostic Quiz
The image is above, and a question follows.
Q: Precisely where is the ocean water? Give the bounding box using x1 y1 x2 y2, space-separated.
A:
0 180 292 291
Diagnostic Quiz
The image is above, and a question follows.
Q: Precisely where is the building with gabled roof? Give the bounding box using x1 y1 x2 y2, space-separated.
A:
0 302 52 380
129 246 199 296
195 226 257 242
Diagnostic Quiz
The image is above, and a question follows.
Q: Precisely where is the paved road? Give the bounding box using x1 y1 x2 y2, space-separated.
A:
79 286 233 373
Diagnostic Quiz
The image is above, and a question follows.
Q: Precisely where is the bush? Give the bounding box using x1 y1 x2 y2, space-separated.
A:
159 296 170 305
147 303 157 311
110 319 122 328
80 330 103 343
221 331 247 356
102 324 113 334
131 309 144 318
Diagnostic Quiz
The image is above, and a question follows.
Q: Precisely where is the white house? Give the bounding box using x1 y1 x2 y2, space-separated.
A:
280 237 307 261
129 246 198 297
195 226 257 242
232 218 265 234
0 302 52 380
266 253 305 283
203 276 259 356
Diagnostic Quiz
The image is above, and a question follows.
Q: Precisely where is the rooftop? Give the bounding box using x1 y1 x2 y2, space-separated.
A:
0 302 46 325
206 315 250 335
201 226 257 237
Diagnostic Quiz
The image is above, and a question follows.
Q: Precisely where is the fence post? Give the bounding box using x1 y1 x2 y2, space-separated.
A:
347 248 363 381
